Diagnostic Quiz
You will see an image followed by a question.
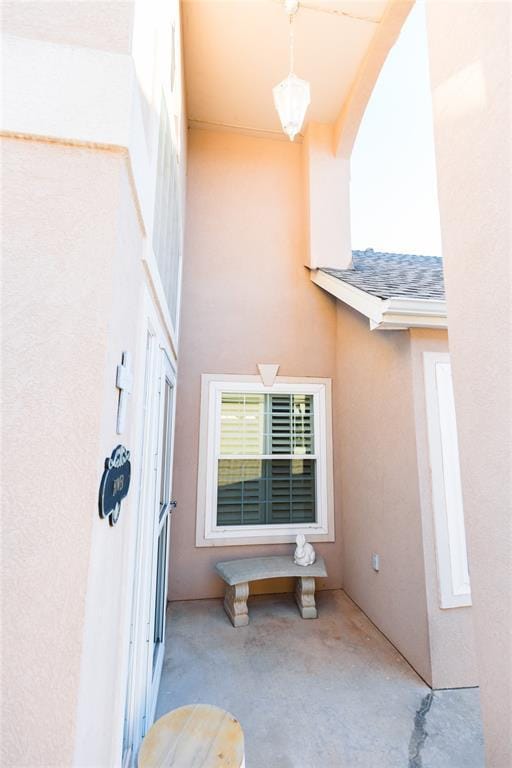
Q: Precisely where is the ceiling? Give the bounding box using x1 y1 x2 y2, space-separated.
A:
182 0 389 136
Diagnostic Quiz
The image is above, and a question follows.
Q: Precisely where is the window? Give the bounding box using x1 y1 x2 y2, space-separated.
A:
153 91 182 327
217 392 316 526
196 375 334 546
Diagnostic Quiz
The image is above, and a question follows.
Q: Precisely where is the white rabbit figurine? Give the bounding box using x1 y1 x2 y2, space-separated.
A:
294 533 316 566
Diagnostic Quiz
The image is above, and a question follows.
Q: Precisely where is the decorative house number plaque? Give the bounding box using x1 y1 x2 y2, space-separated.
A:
99 445 131 526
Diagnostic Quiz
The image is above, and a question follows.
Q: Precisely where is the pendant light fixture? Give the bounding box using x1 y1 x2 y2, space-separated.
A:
273 0 310 141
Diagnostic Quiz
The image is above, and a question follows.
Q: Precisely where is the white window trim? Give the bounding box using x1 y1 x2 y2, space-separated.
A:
196 374 335 547
424 352 472 609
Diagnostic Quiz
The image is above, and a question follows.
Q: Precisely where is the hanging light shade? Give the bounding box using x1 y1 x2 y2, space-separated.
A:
273 73 310 141
273 1 310 141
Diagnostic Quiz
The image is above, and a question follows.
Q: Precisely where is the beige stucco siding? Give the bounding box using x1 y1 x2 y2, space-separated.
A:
1 137 129 767
1 135 175 767
426 2 512 760
409 328 478 689
1 1 134 53
170 128 340 600
334 301 432 683
72 158 147 767
2 2 188 762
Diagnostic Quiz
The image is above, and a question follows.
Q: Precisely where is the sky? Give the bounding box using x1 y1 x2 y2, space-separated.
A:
350 1 443 256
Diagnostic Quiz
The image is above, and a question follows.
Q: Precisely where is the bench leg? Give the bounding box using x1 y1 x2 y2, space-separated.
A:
295 576 317 619
224 583 249 627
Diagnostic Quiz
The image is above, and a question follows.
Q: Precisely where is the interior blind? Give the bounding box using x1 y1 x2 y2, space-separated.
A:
217 393 316 526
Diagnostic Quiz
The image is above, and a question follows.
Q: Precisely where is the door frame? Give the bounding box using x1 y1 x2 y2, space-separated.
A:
122 288 177 765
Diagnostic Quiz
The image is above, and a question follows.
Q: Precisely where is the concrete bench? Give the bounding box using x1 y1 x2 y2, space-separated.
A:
215 555 328 627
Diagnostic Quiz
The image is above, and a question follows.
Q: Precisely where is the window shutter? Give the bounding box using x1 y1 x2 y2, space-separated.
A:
292 394 314 455
270 394 314 455
267 459 316 524
216 392 316 527
217 459 265 526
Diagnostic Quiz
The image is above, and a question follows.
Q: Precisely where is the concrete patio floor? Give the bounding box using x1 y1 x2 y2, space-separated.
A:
156 589 484 768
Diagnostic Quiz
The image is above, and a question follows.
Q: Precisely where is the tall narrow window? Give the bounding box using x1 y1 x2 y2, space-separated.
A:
153 92 182 326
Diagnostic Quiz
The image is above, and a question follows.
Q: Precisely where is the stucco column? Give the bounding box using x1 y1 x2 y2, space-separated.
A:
426 2 512 764
301 122 352 270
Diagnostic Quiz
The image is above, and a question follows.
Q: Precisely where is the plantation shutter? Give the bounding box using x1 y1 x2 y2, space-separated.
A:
216 392 316 526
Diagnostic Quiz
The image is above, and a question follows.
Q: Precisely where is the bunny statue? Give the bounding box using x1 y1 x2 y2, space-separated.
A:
294 533 316 566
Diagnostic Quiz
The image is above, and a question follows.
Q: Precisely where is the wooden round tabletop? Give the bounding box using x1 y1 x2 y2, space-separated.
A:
138 704 245 768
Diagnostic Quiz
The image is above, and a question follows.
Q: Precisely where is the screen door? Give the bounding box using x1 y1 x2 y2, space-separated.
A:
146 351 175 714
122 322 176 766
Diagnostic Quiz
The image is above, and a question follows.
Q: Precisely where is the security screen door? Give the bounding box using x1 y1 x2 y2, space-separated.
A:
144 349 175 727
122 317 176 767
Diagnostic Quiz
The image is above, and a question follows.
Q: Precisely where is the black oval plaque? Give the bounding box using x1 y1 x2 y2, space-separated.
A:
99 445 131 526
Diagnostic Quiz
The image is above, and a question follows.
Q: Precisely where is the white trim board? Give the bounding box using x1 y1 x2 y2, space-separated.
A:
311 268 447 330
424 352 471 609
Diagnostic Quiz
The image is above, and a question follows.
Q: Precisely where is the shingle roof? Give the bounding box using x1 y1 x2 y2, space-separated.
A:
321 249 445 301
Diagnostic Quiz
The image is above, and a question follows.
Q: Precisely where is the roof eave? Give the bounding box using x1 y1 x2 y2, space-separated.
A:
310 269 447 331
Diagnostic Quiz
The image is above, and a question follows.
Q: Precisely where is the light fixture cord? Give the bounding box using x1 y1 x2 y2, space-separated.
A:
289 11 294 74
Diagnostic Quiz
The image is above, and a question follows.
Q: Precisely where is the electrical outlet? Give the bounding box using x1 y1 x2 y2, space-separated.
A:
371 552 380 572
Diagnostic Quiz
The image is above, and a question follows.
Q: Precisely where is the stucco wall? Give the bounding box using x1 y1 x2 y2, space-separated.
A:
169 128 340 600
426 2 512 762
333 307 478 688
1 136 175 768
1 137 131 767
2 0 187 762
334 302 432 682
72 159 146 767
1 0 134 53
